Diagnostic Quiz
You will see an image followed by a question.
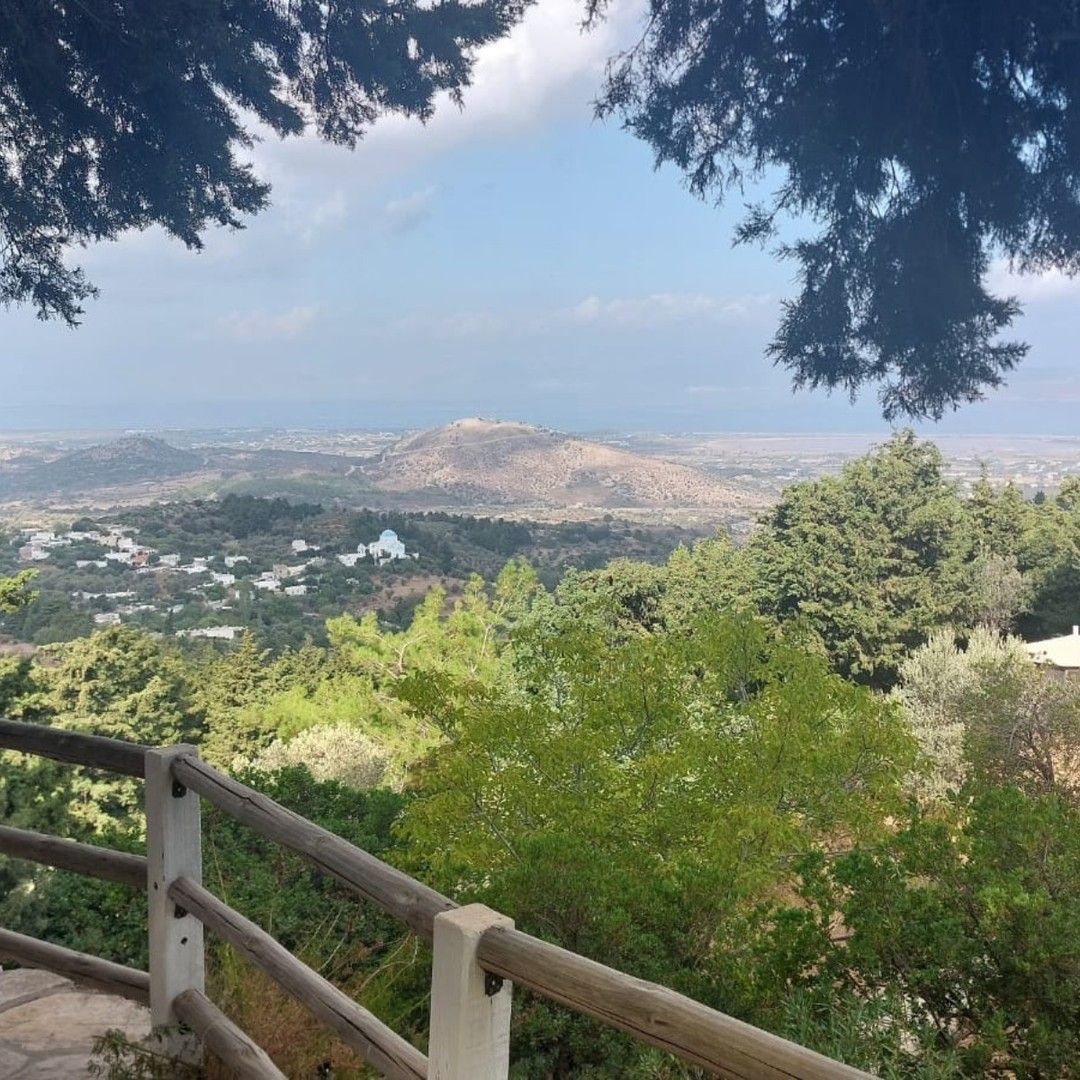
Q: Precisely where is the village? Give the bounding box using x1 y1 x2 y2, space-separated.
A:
12 523 419 642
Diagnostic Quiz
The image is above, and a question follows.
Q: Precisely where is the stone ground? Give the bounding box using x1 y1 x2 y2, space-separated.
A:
0 968 151 1078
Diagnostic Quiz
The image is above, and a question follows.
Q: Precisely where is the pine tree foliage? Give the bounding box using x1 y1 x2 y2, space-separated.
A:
596 1 1080 417
0 0 525 321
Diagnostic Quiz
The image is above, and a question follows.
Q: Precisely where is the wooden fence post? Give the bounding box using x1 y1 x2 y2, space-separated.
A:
145 745 205 1065
429 904 514 1080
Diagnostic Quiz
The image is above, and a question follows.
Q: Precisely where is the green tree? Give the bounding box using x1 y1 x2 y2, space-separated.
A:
1012 487 1080 640
960 551 1030 635
402 612 912 1072
547 534 746 640
746 433 967 686
781 786 1080 1076
0 570 36 612
1 0 524 322
26 628 204 832
896 628 1080 803
597 1 1080 419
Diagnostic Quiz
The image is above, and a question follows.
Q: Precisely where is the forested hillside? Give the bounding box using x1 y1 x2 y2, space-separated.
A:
1 434 1079 1077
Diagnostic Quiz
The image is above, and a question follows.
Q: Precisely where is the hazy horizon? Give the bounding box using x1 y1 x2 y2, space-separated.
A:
2 402 1079 440
6 0 1080 437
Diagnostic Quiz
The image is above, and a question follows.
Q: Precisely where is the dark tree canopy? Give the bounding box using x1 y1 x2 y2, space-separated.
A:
0 0 523 323
598 1 1080 419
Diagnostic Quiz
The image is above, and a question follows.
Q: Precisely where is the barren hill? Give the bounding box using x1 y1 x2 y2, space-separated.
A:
368 418 752 511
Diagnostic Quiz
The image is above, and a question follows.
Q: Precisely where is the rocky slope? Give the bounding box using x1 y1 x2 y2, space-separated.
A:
368 418 752 510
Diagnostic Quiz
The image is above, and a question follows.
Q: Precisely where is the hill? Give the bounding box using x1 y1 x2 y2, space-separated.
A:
0 437 204 497
0 423 761 522
368 418 752 511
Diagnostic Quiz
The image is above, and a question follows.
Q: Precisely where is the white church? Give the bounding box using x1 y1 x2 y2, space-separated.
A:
336 529 417 567
367 529 408 561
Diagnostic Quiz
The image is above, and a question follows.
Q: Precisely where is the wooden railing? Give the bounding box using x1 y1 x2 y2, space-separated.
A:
0 718 871 1079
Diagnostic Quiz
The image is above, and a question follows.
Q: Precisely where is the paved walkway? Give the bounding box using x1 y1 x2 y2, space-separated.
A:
0 969 151 1078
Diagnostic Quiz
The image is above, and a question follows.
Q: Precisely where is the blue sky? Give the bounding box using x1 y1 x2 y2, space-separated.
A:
4 0 1079 435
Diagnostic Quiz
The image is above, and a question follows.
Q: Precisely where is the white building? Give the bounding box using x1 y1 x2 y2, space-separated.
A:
291 539 319 554
253 575 280 592
1025 625 1080 671
273 563 307 580
158 554 181 568
211 572 236 587
366 529 412 563
93 612 122 627
224 555 249 568
178 626 245 641
337 552 364 568
284 584 307 597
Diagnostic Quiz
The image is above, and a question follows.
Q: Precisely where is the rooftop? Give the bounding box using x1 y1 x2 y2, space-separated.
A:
1024 626 1080 669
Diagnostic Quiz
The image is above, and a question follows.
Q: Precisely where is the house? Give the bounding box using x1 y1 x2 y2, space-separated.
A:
284 584 307 597
291 539 319 554
224 555 249 568
1024 626 1080 672
211 572 236 587
93 612 122 627
18 544 50 562
178 626 245 641
272 563 307 580
337 553 364 568
253 575 280 592
158 554 181 568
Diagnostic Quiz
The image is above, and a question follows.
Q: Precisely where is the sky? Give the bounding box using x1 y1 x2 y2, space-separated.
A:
4 0 1079 436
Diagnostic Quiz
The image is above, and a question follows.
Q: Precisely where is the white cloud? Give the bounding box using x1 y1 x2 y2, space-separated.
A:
248 0 644 195
564 291 774 328
383 290 772 341
220 305 320 341
987 261 1080 303
387 309 508 340
72 0 646 282
383 186 438 234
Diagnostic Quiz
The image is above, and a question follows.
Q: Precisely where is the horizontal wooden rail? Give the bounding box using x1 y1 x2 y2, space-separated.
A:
0 823 147 889
476 926 871 1080
0 718 147 777
173 988 286 1080
171 754 456 940
0 725 871 1078
170 876 428 1080
0 928 150 1005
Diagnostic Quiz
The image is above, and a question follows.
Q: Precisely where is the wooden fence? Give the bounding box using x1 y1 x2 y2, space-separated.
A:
0 718 871 1079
